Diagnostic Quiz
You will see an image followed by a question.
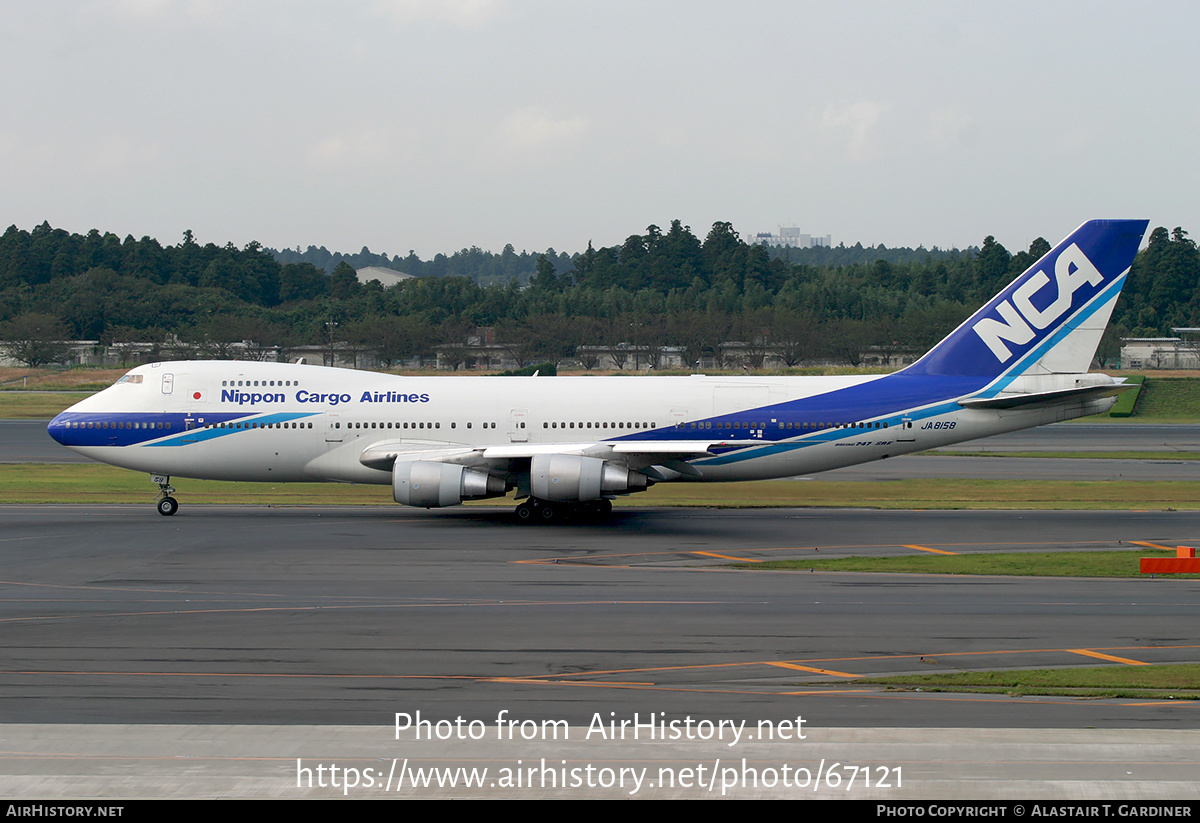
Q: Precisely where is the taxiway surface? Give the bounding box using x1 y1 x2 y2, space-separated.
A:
1 504 1196 729
2 422 1199 797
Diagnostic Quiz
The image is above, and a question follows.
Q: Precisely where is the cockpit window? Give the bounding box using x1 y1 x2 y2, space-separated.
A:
115 374 144 384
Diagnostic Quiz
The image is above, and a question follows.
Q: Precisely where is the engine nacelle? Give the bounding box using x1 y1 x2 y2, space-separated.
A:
393 461 507 508
530 454 648 502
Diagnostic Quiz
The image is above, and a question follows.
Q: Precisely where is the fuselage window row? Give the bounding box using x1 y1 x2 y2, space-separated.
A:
70 418 886 434
70 421 170 430
324 424 501 431
541 422 656 430
204 422 313 429
220 380 300 387
677 420 890 430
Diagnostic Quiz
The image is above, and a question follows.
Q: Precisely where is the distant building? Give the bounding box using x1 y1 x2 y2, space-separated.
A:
715 342 917 371
435 343 515 372
355 266 414 288
751 227 831 248
575 344 687 371
1120 329 1200 369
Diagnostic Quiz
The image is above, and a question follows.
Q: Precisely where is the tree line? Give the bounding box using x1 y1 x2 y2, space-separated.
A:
1 219 1197 369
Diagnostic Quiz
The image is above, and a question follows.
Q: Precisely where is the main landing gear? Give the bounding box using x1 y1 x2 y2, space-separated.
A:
152 474 178 516
513 497 613 524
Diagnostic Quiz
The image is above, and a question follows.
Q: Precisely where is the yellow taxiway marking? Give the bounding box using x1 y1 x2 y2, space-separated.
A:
766 662 859 678
691 551 761 562
1129 541 1175 551
488 678 656 686
1126 701 1197 707
902 544 959 555
517 538 1147 565
520 644 1200 681
1068 649 1150 665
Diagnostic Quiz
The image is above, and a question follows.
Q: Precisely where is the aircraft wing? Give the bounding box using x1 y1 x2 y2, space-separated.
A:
358 440 480 470
359 439 731 472
483 440 728 458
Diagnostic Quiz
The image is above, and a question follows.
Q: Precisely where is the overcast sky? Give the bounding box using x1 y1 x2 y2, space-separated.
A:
2 0 1195 259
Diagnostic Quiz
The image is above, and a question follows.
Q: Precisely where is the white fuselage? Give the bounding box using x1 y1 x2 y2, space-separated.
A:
50 360 1112 490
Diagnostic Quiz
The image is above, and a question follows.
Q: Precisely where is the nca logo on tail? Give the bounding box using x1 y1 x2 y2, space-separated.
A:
972 243 1105 363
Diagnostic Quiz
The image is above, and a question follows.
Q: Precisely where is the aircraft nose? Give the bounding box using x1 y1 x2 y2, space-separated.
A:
47 413 68 445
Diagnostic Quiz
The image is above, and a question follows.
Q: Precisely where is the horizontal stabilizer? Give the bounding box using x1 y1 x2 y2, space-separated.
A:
957 382 1134 410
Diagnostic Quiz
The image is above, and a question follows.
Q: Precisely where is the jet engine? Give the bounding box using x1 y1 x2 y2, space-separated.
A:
530 454 649 502
393 461 508 508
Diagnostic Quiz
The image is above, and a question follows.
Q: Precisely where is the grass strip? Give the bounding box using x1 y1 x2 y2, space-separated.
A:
1108 374 1144 417
740 551 1199 578
0 393 92 419
0 464 397 505
2 466 1199 512
1134 377 1200 419
855 664 1200 699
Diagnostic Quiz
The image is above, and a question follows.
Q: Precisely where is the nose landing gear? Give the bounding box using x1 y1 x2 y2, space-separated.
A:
152 474 178 516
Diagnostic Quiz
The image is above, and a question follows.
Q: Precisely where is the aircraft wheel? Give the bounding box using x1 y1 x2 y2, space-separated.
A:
514 501 536 523
539 502 558 523
157 496 179 517
597 498 613 515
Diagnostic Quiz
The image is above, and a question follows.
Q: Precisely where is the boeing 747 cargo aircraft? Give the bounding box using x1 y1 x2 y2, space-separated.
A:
48 219 1148 522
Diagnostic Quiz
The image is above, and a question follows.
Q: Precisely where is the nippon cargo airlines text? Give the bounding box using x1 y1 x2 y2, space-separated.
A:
221 389 430 405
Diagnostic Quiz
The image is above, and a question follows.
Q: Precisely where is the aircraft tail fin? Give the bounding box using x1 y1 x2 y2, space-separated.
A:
901 219 1148 379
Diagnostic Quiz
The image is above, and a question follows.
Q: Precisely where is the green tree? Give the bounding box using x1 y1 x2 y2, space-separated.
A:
975 235 1012 297
329 262 361 300
0 313 73 367
529 254 559 292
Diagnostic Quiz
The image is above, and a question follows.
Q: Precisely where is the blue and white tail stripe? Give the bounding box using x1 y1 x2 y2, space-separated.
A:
613 219 1149 463
901 219 1147 378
